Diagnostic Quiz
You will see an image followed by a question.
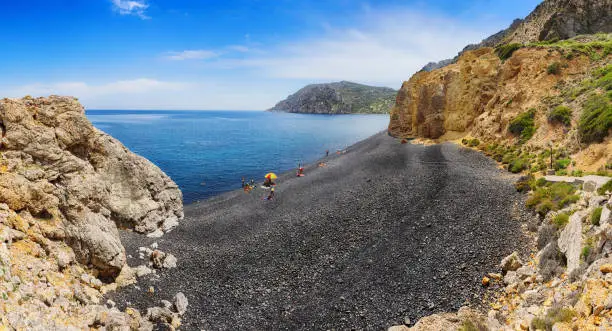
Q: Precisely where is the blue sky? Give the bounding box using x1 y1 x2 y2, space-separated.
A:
0 0 541 110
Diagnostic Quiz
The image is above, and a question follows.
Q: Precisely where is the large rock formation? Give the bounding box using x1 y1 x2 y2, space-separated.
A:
421 0 612 72
269 81 396 114
505 0 612 44
0 96 183 277
389 42 608 146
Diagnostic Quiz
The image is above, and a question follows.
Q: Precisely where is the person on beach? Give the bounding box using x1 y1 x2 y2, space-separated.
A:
296 162 304 177
326 150 329 157
265 187 275 200
241 177 245 188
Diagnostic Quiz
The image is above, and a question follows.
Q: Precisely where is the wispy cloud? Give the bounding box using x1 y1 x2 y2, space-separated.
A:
226 45 250 53
9 79 188 98
111 0 150 19
164 50 219 61
211 9 498 87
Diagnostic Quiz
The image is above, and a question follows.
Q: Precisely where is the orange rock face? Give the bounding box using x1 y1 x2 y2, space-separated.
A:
388 47 594 145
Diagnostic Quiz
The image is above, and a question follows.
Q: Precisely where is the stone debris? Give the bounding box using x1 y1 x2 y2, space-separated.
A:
500 252 523 273
174 292 188 316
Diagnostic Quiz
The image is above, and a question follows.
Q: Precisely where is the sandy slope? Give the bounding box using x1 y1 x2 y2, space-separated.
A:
111 132 532 330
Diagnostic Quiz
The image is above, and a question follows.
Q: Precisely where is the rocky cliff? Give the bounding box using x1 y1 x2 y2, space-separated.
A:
505 0 612 44
421 0 612 72
0 96 183 277
269 81 396 114
0 96 184 329
389 34 611 169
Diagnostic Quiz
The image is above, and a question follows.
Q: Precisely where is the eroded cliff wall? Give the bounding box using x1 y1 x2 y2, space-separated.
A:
0 96 183 277
389 45 603 145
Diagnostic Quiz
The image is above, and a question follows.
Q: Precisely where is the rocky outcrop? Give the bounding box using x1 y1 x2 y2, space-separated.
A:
269 81 396 114
0 96 183 277
505 0 612 44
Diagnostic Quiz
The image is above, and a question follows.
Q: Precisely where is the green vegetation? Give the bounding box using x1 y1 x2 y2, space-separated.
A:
495 43 522 61
458 319 486 331
547 62 561 75
581 244 592 261
509 109 536 143
526 182 579 216
462 138 481 147
598 180 612 195
571 170 584 177
548 105 572 126
509 158 529 173
531 307 576 331
578 93 612 143
530 33 612 60
591 207 603 226
553 213 570 228
554 158 571 170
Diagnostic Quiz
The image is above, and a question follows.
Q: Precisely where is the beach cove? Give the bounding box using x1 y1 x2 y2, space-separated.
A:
110 132 531 330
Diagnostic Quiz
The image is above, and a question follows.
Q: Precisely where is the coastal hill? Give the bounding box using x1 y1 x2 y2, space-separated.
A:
268 81 396 114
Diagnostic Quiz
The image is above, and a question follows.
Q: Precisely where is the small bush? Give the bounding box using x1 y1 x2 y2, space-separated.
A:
527 182 578 216
553 213 570 228
532 307 576 331
495 43 522 61
571 170 584 177
509 109 536 143
468 138 480 147
581 245 592 261
591 207 603 226
578 93 612 143
461 138 469 145
555 158 571 170
597 180 612 195
547 62 562 75
509 158 529 173
548 105 572 126
536 178 548 187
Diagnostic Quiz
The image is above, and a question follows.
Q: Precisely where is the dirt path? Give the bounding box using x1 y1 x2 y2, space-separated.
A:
112 133 531 330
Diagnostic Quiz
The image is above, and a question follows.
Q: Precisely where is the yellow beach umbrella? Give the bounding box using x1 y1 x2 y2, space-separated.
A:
265 173 277 180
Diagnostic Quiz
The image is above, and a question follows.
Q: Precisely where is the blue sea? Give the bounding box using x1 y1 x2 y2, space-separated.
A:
86 110 389 203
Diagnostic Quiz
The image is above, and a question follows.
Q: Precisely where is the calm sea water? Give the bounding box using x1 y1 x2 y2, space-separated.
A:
86 110 389 203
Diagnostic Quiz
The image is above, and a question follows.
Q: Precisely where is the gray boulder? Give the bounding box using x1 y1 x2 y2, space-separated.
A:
558 211 584 275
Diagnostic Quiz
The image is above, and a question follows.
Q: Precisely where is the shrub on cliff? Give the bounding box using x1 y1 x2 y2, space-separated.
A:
591 207 603 226
578 93 612 143
526 182 578 216
509 158 529 173
495 43 522 61
598 180 612 195
547 62 561 75
531 307 576 331
554 158 571 170
509 109 536 143
553 213 569 228
548 105 572 126
468 138 480 147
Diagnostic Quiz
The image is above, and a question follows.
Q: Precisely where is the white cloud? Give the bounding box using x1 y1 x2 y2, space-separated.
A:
3 78 285 110
111 0 149 19
9 79 188 99
226 45 250 53
214 9 499 88
164 50 219 61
